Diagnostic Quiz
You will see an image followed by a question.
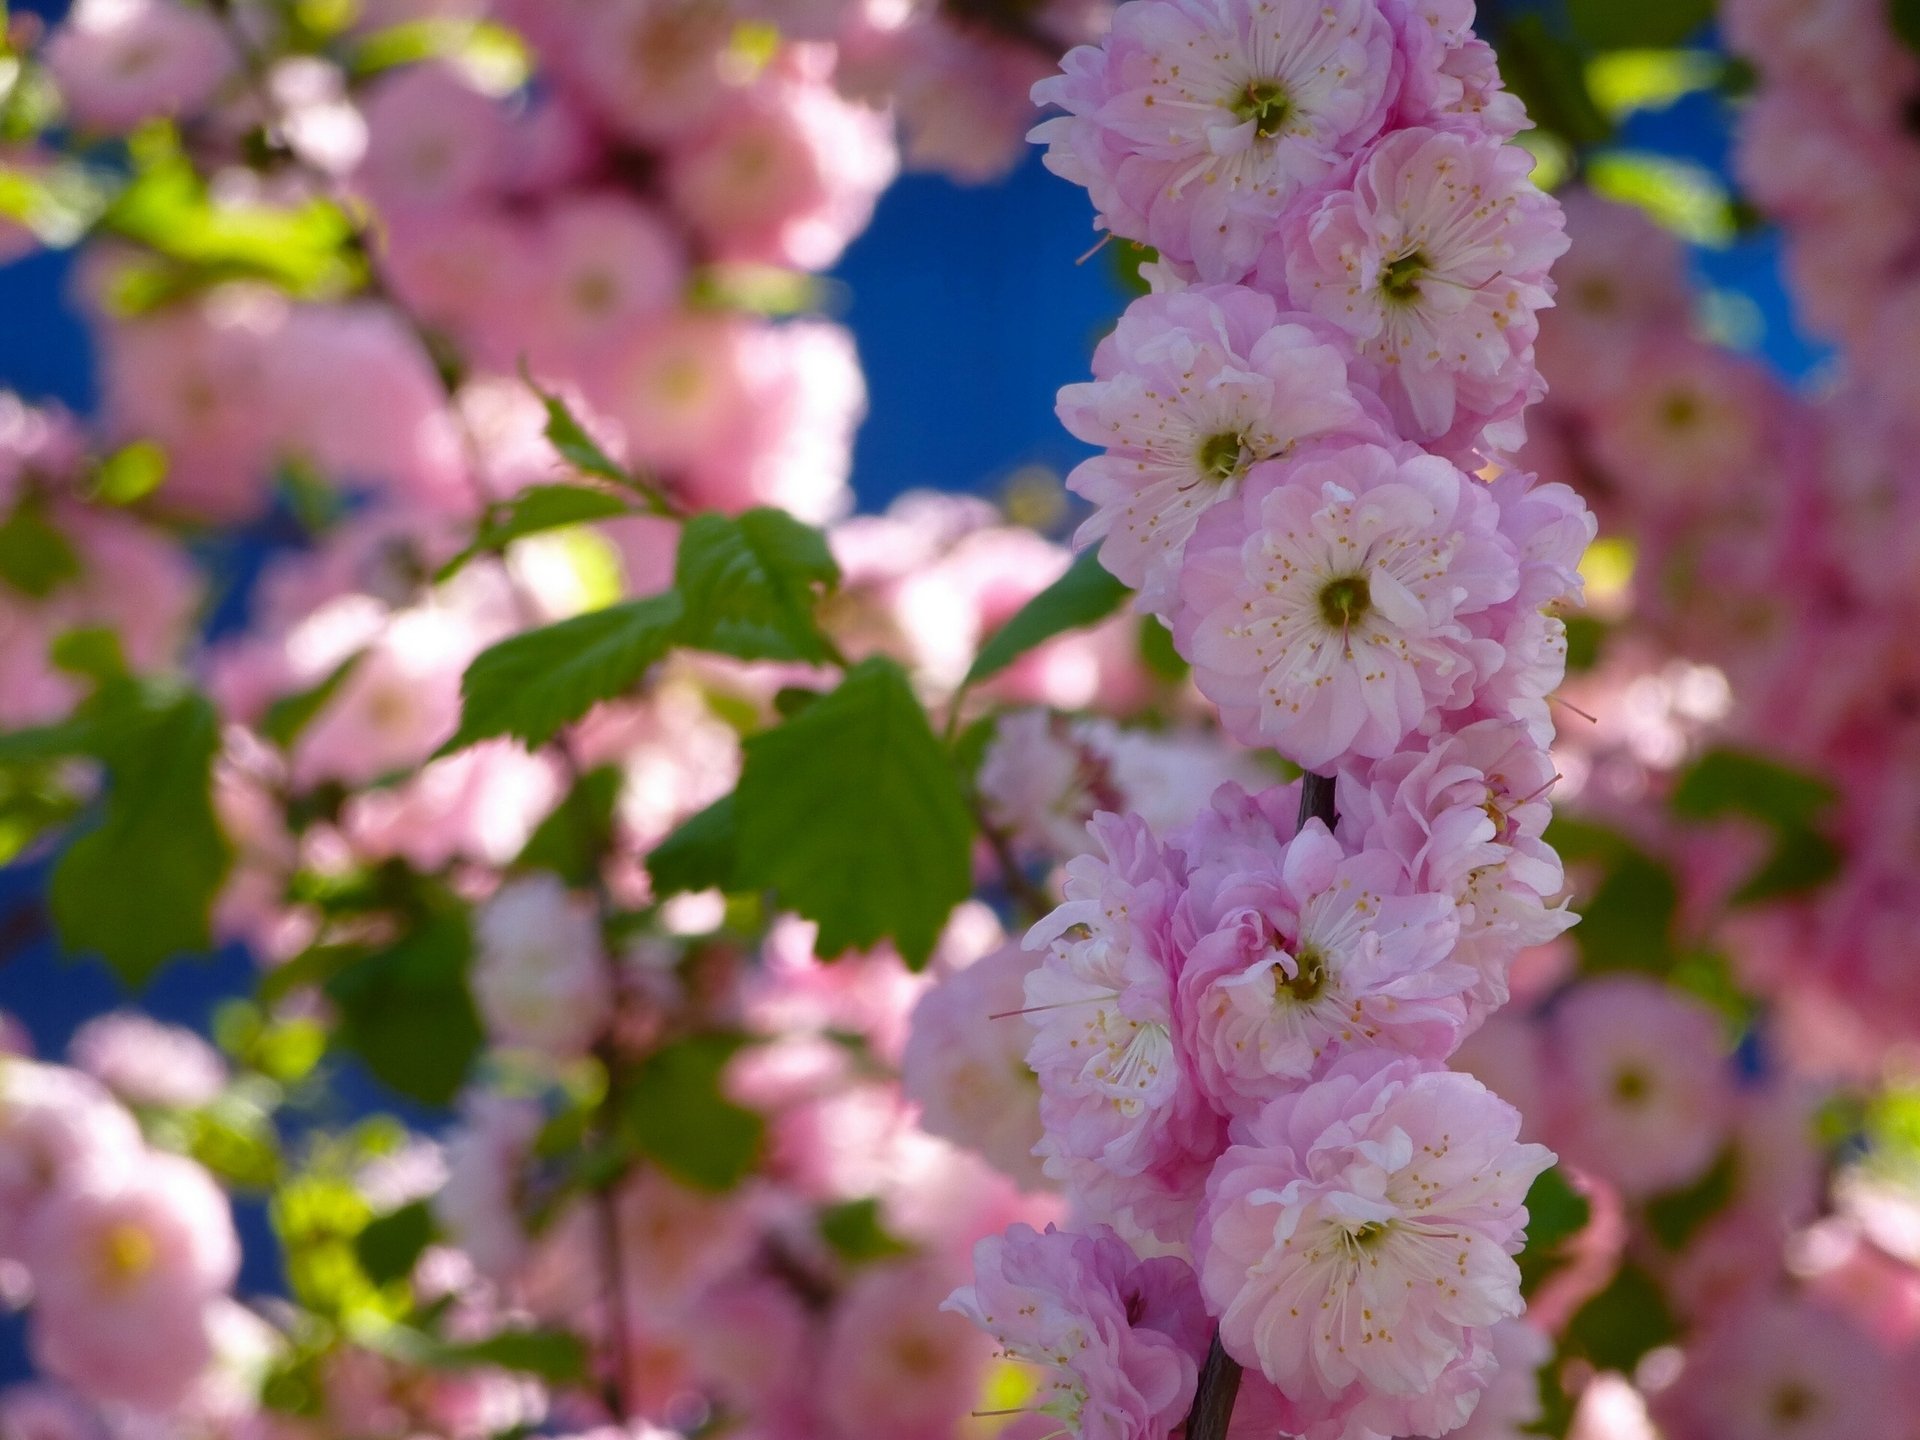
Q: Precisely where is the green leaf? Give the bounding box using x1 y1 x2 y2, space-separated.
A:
735 658 972 967
1732 825 1843 906
261 652 363 751
1491 13 1614 150
1896 0 1920 54
324 910 482 1108
0 503 80 597
963 547 1130 688
521 376 671 515
1517 1167 1592 1298
623 1035 765 1191
1563 1264 1678 1372
1588 150 1737 246
355 1200 436 1285
439 1329 589 1383
49 689 231 989
1139 614 1190 683
1645 1146 1739 1251
443 591 685 753
645 793 737 898
91 440 169 505
517 765 623 888
434 484 631 582
673 508 840 664
1671 748 1836 829
1570 849 1678 975
49 627 127 687
1569 0 1712 50
819 1197 913 1265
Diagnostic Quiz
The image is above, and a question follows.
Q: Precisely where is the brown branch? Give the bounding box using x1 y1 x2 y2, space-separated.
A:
1181 770 1335 1440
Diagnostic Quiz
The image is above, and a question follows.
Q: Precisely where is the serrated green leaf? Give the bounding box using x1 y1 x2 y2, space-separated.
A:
624 1035 764 1191
355 1199 436 1285
1563 1264 1678 1372
444 591 684 753
819 1197 914 1264
964 547 1130 688
0 503 79 597
49 689 231 989
434 484 631 582
735 658 972 967
674 508 840 664
325 911 481 1107
261 651 363 751
646 793 736 898
1671 748 1836 829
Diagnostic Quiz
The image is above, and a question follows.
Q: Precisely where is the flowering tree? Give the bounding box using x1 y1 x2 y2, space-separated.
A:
0 1 1918 1439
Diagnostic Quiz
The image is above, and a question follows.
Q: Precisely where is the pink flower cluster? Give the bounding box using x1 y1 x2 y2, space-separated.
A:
945 4 1587 1437
0 1053 241 1413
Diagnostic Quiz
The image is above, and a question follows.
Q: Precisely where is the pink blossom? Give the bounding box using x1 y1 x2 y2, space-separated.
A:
1337 719 1572 1017
667 45 897 271
1652 1300 1903 1440
1059 284 1387 608
1196 1052 1550 1431
68 1013 226 1111
525 195 686 374
1272 127 1567 460
945 1222 1209 1440
1023 812 1224 1246
0 1384 108 1440
44 0 235 133
1175 441 1519 769
23 1151 239 1410
471 874 613 1059
1542 977 1733 1198
903 941 1049 1190
0 1061 142 1263
353 62 507 216
1385 0 1527 138
821 1259 995 1440
432 1093 542 1280
1175 811 1469 1109
1032 0 1398 281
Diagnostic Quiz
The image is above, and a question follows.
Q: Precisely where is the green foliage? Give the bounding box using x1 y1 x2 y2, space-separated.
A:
964 546 1130 688
45 684 231 989
1588 151 1737 246
1568 0 1713 50
819 1197 914 1265
355 1200 437 1286
261 652 363 751
1138 614 1190 683
623 1035 766 1191
734 658 973 966
1671 748 1842 905
1517 1167 1593 1298
517 765 624 888
673 508 842 664
445 592 684 752
90 440 168 505
1490 14 1613 151
0 501 79 597
1548 817 1679 975
1562 1264 1680 1372
1645 1146 1739 1251
1896 0 1920 54
523 377 676 516
437 1329 589 1383
645 793 737 899
98 136 360 303
435 484 633 582
324 910 482 1108
183 1098 283 1191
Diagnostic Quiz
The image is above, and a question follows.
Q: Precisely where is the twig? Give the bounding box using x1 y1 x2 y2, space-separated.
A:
1181 770 1336 1440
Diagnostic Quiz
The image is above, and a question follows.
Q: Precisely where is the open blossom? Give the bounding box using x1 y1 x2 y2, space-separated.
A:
470 874 612 1060
902 941 1049 1191
1386 0 1526 138
1337 719 1572 1017
1542 977 1733 1198
0 1062 142 1262
23 1151 240 1410
68 1014 227 1111
1175 441 1519 769
1174 811 1469 1110
1196 1052 1551 1436
1032 0 1398 281
944 1223 1209 1440
1060 285 1386 608
1272 127 1567 459
821 1259 994 1440
1023 813 1223 1241
44 0 236 134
